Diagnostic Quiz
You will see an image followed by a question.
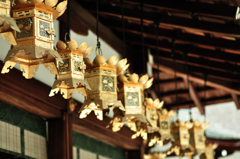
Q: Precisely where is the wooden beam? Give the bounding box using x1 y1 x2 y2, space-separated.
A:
83 1 240 37
0 61 65 119
113 0 240 20
151 59 240 95
207 138 240 151
106 18 240 52
231 94 240 109
72 110 142 150
67 0 124 55
167 95 232 110
117 29 240 65
183 79 205 114
152 53 240 83
48 112 73 159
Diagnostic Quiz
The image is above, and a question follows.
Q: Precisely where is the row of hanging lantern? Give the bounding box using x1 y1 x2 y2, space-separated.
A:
0 1 218 159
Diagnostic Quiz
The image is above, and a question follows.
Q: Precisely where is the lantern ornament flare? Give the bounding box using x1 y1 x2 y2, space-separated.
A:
78 51 127 121
1 0 68 79
49 40 92 99
112 73 154 140
200 143 218 159
0 0 20 45
189 120 209 155
171 120 195 158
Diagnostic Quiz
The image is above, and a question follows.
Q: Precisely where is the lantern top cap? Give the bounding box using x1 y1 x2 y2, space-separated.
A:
145 98 164 109
193 120 210 130
118 73 153 90
172 120 193 128
12 0 68 19
56 40 93 57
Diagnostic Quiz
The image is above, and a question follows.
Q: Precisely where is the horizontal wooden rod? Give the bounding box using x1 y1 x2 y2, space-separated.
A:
83 1 240 37
106 18 240 52
166 95 232 110
113 0 240 20
151 60 240 95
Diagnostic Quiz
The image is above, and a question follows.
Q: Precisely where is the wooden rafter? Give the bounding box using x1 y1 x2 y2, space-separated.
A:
113 0 240 20
105 18 240 52
231 94 240 109
183 79 205 114
82 1 240 37
151 59 240 95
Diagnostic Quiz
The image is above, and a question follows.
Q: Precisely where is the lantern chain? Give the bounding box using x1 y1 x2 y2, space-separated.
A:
204 70 207 121
155 20 160 99
171 33 178 118
121 0 126 57
66 0 70 36
96 0 101 54
140 2 146 74
183 46 192 121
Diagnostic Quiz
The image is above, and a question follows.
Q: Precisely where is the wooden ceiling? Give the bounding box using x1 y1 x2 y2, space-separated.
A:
60 0 240 114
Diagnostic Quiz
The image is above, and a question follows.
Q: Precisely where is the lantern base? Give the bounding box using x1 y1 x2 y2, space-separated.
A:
1 54 58 79
4 45 63 63
49 79 90 99
79 99 125 120
0 15 20 45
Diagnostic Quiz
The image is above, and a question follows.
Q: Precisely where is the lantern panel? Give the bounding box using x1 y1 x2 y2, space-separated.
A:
85 65 117 100
102 75 115 92
16 17 33 39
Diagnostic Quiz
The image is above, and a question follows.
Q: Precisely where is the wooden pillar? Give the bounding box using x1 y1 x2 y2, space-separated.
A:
127 142 145 159
48 100 74 159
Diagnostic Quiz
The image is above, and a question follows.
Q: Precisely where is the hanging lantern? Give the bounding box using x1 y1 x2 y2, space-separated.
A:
1 0 68 79
189 120 209 156
171 120 194 158
0 0 20 45
49 40 92 99
112 73 153 140
145 98 163 146
159 109 175 141
78 52 127 121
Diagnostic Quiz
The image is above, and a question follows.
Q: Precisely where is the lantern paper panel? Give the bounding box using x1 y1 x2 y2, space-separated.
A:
49 40 92 99
1 1 68 79
171 120 195 158
189 120 209 155
0 0 20 45
79 55 127 121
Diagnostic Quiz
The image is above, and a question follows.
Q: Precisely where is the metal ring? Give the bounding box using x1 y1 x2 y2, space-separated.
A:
95 47 103 56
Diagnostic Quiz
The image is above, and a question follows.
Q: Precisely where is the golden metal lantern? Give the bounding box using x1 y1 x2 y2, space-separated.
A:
189 120 209 155
1 1 68 79
0 0 20 45
112 73 154 140
145 98 163 146
49 40 92 99
171 120 194 158
78 53 127 121
158 109 175 141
